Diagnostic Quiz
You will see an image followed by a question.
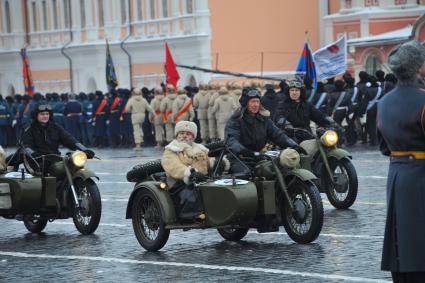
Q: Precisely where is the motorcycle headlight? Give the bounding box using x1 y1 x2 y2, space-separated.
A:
320 130 338 147
71 151 87 167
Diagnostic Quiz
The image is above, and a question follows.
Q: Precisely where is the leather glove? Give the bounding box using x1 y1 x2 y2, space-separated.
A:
291 145 308 155
240 148 256 158
75 143 95 158
189 171 207 182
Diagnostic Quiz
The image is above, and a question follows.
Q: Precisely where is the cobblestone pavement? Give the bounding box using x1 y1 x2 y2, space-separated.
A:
0 145 392 283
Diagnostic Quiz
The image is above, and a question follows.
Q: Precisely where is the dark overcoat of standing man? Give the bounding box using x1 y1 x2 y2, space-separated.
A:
377 40 425 283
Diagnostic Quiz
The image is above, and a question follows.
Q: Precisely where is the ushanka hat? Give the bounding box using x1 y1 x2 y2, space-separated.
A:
175 121 197 137
388 40 425 83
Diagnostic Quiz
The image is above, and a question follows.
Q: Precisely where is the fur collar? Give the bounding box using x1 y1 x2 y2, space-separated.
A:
165 140 209 154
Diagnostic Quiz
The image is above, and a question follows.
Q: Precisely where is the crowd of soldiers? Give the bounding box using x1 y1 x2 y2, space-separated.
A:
0 69 398 149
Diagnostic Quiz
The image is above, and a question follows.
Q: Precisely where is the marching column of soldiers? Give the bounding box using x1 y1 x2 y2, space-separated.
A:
0 69 398 149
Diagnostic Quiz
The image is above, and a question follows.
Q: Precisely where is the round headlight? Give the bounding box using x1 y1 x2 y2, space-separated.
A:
320 130 338 147
71 151 87 167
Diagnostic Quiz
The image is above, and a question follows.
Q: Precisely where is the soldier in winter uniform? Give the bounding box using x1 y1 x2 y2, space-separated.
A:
125 88 154 150
210 86 238 140
193 83 210 143
109 90 123 147
63 93 83 142
149 87 165 147
377 40 425 283
92 91 109 148
207 83 219 141
172 88 195 124
160 84 178 143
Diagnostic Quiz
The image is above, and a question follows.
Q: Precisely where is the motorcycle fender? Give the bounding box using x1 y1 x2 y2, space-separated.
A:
327 148 352 160
285 168 317 182
73 168 99 182
126 182 176 224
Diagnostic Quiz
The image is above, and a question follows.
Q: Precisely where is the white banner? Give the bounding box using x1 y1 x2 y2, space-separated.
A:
313 35 347 81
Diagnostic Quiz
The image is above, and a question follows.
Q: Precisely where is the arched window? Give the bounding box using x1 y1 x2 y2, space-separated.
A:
98 0 104 27
137 0 143 20
162 0 168 18
42 0 48 30
186 0 193 14
5 1 12 33
52 0 58 29
121 0 127 24
365 54 381 75
80 0 86 27
32 1 38 31
150 0 155 19
64 0 70 29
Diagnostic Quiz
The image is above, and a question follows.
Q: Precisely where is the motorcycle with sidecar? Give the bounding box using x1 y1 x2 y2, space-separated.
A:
126 143 324 251
0 146 102 234
283 126 358 209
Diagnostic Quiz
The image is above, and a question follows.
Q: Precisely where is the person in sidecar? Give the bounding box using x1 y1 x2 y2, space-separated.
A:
17 104 95 174
225 88 306 174
274 80 342 144
161 121 210 221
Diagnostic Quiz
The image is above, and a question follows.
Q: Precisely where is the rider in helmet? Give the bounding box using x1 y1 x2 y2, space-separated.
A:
225 88 306 174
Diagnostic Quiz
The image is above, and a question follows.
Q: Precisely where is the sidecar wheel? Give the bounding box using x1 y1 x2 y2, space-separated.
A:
132 189 170 251
282 178 323 244
24 216 48 233
217 228 249 241
324 158 358 209
72 179 102 235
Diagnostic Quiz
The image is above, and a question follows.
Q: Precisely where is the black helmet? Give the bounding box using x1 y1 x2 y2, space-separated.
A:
285 80 307 100
32 104 53 120
239 89 261 107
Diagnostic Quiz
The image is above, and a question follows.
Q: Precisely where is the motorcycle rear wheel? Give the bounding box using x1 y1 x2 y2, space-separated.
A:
217 228 249 241
282 178 323 244
72 179 102 235
324 158 358 209
132 189 170 251
24 216 48 233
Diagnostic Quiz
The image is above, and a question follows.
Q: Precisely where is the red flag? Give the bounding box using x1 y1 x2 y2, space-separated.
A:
165 42 180 88
20 48 35 96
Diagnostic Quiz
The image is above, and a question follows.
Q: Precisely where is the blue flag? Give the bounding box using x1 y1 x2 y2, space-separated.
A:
106 39 118 91
295 41 317 89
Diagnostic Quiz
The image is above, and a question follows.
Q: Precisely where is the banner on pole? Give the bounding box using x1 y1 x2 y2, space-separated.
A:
313 35 347 81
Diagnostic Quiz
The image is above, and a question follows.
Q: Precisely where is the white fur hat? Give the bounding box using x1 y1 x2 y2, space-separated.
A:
175 121 197 137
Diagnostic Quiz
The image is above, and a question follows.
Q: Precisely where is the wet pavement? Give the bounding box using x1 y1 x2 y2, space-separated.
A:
0 146 392 282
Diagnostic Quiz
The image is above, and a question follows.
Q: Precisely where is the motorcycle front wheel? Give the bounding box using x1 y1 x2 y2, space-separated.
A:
23 215 48 233
132 189 170 251
72 179 102 235
281 178 323 244
324 158 358 209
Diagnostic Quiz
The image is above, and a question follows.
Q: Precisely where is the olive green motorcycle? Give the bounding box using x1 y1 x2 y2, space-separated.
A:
126 143 324 251
297 127 358 209
0 146 101 234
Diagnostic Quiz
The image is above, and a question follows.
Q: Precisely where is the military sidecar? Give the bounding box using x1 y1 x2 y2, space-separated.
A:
126 145 324 251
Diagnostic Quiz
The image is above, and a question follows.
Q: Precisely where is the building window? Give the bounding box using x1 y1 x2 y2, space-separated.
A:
186 0 193 13
150 0 155 19
365 54 381 75
365 0 379 6
80 0 86 27
42 0 48 30
162 0 168 17
32 1 38 31
5 1 12 33
98 0 104 27
121 0 127 24
345 0 352 8
137 0 143 20
395 0 407 4
52 0 58 29
64 0 70 29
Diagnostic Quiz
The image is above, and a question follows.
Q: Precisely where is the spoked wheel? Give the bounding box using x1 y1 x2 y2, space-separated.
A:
282 178 323 244
23 215 48 233
324 158 358 209
72 179 102 235
132 189 170 251
217 228 249 241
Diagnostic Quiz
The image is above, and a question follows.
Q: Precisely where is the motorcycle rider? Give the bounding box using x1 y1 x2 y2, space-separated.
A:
19 104 95 174
274 80 339 144
225 88 306 174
